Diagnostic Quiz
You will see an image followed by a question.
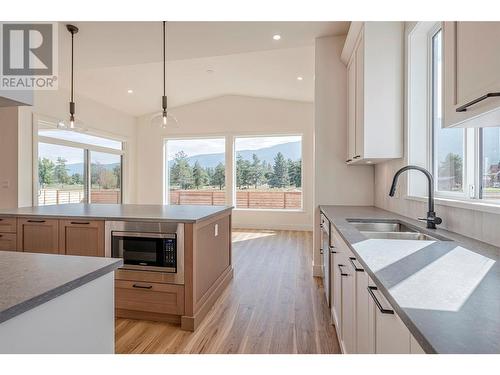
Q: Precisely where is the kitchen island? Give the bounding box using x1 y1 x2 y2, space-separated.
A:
320 205 500 354
0 250 122 353
0 204 233 331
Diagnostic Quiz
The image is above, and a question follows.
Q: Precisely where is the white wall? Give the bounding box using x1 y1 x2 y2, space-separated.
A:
313 35 375 274
136 95 314 230
17 89 137 207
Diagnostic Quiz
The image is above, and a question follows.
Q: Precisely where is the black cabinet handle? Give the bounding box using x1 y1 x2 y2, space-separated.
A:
338 264 348 277
320 248 324 255
132 284 153 289
0 234 3 238
353 155 361 159
346 159 352 163
348 257 364 272
456 92 500 112
367 286 394 314
70 221 90 225
329 245 337 254
27 219 46 223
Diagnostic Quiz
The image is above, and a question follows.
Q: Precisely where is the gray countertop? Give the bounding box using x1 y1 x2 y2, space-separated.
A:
0 204 233 223
319 205 500 354
0 251 122 324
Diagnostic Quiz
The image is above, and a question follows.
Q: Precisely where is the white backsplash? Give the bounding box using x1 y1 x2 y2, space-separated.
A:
375 161 500 248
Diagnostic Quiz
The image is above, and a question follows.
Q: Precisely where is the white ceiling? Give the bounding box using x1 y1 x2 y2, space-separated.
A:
56 22 349 116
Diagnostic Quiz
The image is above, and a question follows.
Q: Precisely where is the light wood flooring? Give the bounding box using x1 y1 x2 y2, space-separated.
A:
115 229 341 354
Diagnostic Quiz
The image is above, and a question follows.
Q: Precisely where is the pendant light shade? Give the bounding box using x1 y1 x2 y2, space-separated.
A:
151 21 178 130
58 24 85 131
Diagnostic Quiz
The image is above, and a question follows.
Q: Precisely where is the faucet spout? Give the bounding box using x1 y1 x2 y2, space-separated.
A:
389 165 442 229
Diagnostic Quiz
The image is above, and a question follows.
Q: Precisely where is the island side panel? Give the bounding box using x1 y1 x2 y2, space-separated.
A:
182 211 233 331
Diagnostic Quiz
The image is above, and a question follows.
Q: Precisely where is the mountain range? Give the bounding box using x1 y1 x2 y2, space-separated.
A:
168 141 301 169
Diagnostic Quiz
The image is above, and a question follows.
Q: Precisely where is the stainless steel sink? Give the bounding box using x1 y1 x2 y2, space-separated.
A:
347 221 416 233
347 219 451 241
359 231 440 241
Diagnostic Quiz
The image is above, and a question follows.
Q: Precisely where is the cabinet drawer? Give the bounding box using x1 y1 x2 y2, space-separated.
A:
0 217 17 233
115 280 185 315
0 233 17 251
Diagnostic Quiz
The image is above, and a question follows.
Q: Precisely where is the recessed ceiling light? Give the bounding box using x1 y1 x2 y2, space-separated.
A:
297 76 303 81
127 89 133 94
273 34 281 41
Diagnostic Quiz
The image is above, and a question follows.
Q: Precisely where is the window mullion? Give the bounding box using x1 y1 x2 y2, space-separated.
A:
84 149 90 203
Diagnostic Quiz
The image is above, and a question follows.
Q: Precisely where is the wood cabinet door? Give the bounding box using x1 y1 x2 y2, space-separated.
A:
443 22 500 128
341 254 356 354
18 218 60 254
347 56 356 162
60 220 104 257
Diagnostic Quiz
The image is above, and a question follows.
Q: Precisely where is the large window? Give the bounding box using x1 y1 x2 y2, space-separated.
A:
429 26 500 204
234 136 302 210
37 124 123 205
166 138 226 205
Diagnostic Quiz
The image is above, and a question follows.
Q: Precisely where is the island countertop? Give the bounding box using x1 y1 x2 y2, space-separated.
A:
320 205 500 354
0 251 122 325
0 203 233 223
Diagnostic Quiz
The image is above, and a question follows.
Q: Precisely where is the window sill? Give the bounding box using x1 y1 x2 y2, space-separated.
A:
406 195 500 215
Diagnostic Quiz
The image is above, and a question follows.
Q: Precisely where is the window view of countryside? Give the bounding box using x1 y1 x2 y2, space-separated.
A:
167 136 302 209
38 143 121 205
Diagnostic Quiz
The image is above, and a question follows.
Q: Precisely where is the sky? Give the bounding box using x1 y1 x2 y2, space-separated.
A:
166 136 301 161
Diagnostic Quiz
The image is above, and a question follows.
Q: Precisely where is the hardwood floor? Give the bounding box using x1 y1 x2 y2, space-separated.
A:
115 229 341 354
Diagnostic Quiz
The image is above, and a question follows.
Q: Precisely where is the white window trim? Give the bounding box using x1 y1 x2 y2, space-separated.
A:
163 132 305 212
405 23 500 213
33 113 126 206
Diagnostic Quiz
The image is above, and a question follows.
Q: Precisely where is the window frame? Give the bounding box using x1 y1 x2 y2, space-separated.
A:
407 22 500 209
33 113 125 206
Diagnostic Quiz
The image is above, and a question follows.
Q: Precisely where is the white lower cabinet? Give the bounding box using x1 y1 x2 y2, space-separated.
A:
329 225 427 354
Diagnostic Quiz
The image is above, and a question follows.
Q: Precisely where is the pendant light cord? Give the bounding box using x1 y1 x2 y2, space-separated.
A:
163 21 166 101
71 30 74 103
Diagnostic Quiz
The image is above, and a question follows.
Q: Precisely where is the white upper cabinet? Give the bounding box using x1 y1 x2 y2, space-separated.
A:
341 22 404 164
443 22 500 128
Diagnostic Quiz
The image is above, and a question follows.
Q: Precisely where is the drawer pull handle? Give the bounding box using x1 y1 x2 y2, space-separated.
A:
132 284 153 289
348 257 364 272
70 221 90 225
0 234 3 238
353 155 361 159
338 264 348 277
346 159 352 163
27 219 46 223
329 245 337 254
367 286 394 314
456 92 500 112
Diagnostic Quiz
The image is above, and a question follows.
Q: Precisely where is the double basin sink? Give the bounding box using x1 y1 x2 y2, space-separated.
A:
347 219 451 241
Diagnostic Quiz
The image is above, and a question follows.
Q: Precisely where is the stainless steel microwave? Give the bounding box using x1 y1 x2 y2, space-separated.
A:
105 221 184 284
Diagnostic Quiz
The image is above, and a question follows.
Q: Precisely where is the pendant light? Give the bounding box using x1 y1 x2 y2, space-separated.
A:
58 24 85 131
152 21 178 129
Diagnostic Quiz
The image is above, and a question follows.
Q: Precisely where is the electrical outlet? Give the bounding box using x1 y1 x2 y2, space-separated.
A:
214 224 219 237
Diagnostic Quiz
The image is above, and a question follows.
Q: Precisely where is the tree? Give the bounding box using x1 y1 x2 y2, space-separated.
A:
170 151 193 189
71 173 84 185
438 153 463 190
288 159 302 188
192 161 208 189
236 154 251 189
38 158 55 187
212 163 225 190
112 165 121 188
53 157 70 185
269 152 290 188
248 153 265 189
